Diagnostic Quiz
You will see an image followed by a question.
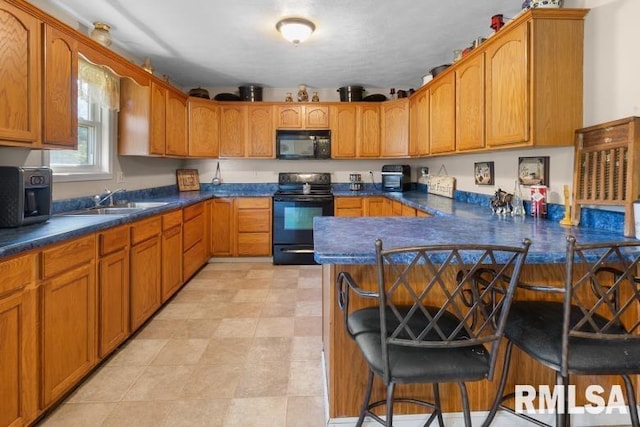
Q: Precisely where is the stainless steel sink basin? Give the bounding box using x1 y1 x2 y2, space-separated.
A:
62 201 171 216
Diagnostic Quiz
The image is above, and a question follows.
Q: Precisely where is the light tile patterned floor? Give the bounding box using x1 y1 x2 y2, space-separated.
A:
38 262 326 427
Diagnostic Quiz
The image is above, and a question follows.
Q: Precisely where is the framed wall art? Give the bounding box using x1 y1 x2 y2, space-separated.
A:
474 161 494 185
176 169 200 191
518 156 549 186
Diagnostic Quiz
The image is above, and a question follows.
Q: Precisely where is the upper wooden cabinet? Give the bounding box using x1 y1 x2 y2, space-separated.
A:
0 2 41 146
277 105 329 129
484 8 586 148
409 88 429 157
381 98 410 157
43 24 78 148
357 104 381 157
219 103 275 158
219 104 247 157
188 97 219 157
165 89 188 157
330 105 357 158
247 104 275 158
455 53 485 151
429 71 456 154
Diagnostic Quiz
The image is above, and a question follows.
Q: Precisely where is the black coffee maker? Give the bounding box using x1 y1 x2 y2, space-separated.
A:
0 166 52 227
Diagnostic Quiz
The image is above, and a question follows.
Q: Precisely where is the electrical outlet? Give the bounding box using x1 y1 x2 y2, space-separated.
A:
116 172 125 183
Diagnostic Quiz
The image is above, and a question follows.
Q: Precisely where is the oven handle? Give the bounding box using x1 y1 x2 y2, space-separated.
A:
280 248 315 254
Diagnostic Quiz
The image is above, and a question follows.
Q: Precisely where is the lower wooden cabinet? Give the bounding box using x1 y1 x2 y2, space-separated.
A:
183 202 207 281
364 197 388 216
98 226 130 358
336 196 428 218
0 253 37 427
211 197 272 257
334 197 363 217
40 235 97 408
162 210 183 301
129 217 162 331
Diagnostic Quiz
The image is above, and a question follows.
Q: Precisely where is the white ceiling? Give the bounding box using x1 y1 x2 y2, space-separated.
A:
50 0 523 91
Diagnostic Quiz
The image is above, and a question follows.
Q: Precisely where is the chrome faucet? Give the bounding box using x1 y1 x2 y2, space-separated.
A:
93 188 126 207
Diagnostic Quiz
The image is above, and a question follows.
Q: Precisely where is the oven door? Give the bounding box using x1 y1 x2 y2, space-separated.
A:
272 196 334 264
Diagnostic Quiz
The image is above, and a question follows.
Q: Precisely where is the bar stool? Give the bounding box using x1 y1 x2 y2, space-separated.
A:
337 238 531 427
483 236 640 427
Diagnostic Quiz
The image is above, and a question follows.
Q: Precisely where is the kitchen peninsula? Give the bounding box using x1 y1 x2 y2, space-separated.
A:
314 193 637 423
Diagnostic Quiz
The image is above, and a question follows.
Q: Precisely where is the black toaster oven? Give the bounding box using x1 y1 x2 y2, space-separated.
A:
381 165 411 192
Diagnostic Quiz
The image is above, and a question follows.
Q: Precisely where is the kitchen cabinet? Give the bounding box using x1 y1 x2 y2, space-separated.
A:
211 198 234 256
381 99 409 157
149 81 167 155
357 105 381 157
97 225 129 358
235 198 271 256
247 104 275 158
364 196 388 216
162 210 183 301
0 1 41 147
485 9 586 148
429 71 456 154
129 216 162 330
211 198 271 257
43 24 78 148
277 105 329 129
334 197 363 217
183 203 208 281
219 104 247 157
456 53 485 151
188 97 219 157
40 235 96 408
165 88 188 157
330 105 357 158
401 204 417 217
409 88 430 157
0 253 37 427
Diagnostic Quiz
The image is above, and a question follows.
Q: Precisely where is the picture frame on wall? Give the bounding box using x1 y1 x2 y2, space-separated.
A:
474 161 495 185
518 156 549 186
176 169 201 191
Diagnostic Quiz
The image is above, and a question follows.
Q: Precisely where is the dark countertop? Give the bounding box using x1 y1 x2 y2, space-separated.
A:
314 191 636 265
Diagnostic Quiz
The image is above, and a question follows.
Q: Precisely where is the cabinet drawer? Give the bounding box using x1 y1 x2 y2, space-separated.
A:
335 197 362 209
183 213 204 250
163 210 182 231
42 235 96 280
99 225 129 256
236 197 270 209
130 216 162 246
183 239 205 280
581 122 630 150
237 209 270 233
0 253 36 296
237 233 271 256
183 203 204 222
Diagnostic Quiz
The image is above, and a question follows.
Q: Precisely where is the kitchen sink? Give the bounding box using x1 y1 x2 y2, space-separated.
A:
63 201 171 216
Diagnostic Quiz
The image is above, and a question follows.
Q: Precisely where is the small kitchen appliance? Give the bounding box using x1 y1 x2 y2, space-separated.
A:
381 165 412 192
276 130 331 160
0 166 52 227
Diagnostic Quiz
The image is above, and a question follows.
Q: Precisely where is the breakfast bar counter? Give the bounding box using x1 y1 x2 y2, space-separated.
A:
313 206 637 422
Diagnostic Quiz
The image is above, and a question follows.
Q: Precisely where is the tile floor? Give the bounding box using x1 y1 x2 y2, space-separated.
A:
38 262 326 427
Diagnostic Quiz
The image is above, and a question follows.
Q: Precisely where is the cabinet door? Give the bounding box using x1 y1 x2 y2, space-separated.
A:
211 198 234 256
43 25 78 147
150 82 166 155
277 105 303 128
429 72 456 154
219 105 247 157
409 89 429 156
330 105 357 158
334 197 362 217
364 197 388 217
188 97 219 157
247 105 274 158
0 254 37 427
357 105 381 157
485 22 529 147
41 262 96 408
305 105 329 128
118 78 152 156
165 89 188 156
381 99 409 157
98 248 129 358
130 235 161 330
162 225 183 300
456 54 485 151
0 3 41 145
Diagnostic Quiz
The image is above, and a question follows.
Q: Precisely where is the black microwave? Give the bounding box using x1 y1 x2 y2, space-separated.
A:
276 130 331 160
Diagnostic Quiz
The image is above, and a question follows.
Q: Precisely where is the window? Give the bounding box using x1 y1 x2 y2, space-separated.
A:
48 58 119 181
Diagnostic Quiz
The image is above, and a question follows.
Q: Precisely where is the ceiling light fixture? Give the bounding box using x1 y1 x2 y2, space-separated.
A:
276 17 316 45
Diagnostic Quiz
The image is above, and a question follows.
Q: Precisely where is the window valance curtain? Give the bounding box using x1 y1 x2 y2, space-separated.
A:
78 58 120 111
